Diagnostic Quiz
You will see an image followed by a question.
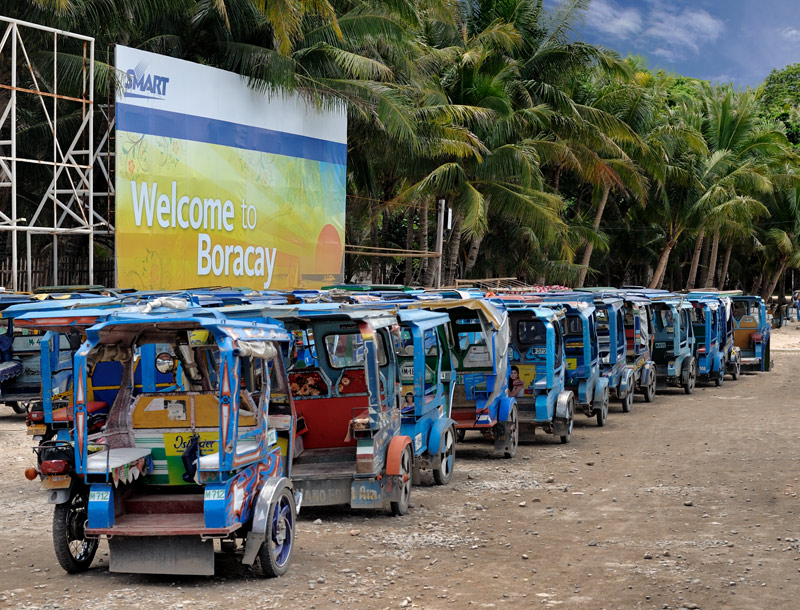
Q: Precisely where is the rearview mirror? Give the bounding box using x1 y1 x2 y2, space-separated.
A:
155 352 175 374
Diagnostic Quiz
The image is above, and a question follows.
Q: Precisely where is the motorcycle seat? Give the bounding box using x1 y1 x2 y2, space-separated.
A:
51 400 108 423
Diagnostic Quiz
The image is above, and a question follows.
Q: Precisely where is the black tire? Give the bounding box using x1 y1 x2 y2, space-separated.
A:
503 405 518 459
52 493 98 574
433 426 456 485
621 387 633 413
258 488 296 578
596 405 607 427
643 372 657 403
559 397 574 444
11 402 27 414
456 429 466 443
713 357 725 387
731 357 741 380
390 446 413 516
595 387 609 427
683 358 697 395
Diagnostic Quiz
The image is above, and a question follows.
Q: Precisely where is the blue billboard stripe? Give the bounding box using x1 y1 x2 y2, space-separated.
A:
117 103 347 166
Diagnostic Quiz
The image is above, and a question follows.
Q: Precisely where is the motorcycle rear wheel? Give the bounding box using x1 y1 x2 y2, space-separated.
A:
53 493 98 573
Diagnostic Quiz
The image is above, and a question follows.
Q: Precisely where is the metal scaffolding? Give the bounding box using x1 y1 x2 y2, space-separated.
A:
0 16 113 291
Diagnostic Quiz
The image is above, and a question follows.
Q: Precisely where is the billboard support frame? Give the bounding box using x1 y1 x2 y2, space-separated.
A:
0 16 110 291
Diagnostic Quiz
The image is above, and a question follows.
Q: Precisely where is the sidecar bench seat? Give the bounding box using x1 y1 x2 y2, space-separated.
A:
197 440 259 470
86 446 152 474
51 400 108 423
0 360 22 382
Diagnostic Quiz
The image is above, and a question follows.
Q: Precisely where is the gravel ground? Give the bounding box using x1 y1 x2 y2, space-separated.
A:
1 326 798 609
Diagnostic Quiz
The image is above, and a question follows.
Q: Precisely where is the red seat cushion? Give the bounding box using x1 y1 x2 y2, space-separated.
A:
52 400 108 423
625 328 635 350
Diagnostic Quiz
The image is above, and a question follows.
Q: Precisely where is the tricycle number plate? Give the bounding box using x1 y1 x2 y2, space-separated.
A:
655 342 666 349
351 479 382 507
532 347 546 355
42 475 71 489
27 424 47 436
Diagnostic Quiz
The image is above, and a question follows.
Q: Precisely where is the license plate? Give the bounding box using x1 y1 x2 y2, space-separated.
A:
532 347 546 355
42 475 71 489
351 479 382 507
655 342 666 349
27 424 47 436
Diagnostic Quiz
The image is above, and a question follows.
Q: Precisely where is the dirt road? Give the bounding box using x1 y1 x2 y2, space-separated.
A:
1 327 798 609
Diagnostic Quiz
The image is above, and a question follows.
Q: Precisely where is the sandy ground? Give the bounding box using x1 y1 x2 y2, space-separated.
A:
0 328 798 609
772 318 800 350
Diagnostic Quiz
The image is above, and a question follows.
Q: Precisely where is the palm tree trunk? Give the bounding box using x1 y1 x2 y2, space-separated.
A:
719 243 733 289
444 213 464 286
705 231 720 287
686 229 704 289
404 207 415 285
762 261 787 301
698 235 711 287
420 200 433 285
463 234 484 276
577 185 610 287
752 271 763 296
649 239 676 289
370 212 380 283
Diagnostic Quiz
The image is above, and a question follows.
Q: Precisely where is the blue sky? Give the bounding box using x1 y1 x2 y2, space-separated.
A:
571 0 800 87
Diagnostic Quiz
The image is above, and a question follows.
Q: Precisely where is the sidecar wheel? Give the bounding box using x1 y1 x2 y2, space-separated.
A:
731 358 741 380
52 493 98 573
258 488 295 578
683 358 697 395
621 388 633 413
503 405 518 459
433 426 456 485
643 372 657 403
390 446 413 516
11 402 28 414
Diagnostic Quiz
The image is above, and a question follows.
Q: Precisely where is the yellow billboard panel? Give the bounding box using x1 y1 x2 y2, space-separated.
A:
115 46 346 290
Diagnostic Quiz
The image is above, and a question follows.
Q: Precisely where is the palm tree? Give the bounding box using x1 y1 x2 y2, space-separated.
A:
684 86 788 289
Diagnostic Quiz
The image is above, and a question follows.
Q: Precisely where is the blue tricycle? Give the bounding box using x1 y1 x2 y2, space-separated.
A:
731 295 771 372
409 298 519 458
504 302 575 443
394 309 457 484
28 312 299 577
538 294 611 427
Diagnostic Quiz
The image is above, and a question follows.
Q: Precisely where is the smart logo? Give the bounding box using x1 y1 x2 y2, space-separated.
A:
124 60 169 99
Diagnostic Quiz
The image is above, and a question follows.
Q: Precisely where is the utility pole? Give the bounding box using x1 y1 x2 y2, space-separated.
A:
434 198 445 288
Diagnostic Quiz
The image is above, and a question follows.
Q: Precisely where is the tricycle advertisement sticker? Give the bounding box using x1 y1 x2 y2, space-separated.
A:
566 358 578 371
157 432 219 485
114 45 346 290
509 364 536 396
351 479 383 508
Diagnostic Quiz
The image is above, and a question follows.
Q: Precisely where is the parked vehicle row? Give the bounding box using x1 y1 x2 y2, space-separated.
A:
4 284 771 579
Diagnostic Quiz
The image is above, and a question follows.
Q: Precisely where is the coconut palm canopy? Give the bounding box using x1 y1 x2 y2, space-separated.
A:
2 0 799 295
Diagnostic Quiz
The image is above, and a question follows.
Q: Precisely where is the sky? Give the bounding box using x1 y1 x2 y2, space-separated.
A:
571 0 800 88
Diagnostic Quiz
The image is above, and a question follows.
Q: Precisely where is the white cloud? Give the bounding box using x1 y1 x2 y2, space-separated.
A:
651 47 676 62
583 1 725 62
644 8 724 56
780 27 800 44
585 0 643 39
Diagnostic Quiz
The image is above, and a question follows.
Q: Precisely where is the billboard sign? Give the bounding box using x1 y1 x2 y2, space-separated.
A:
114 46 346 290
